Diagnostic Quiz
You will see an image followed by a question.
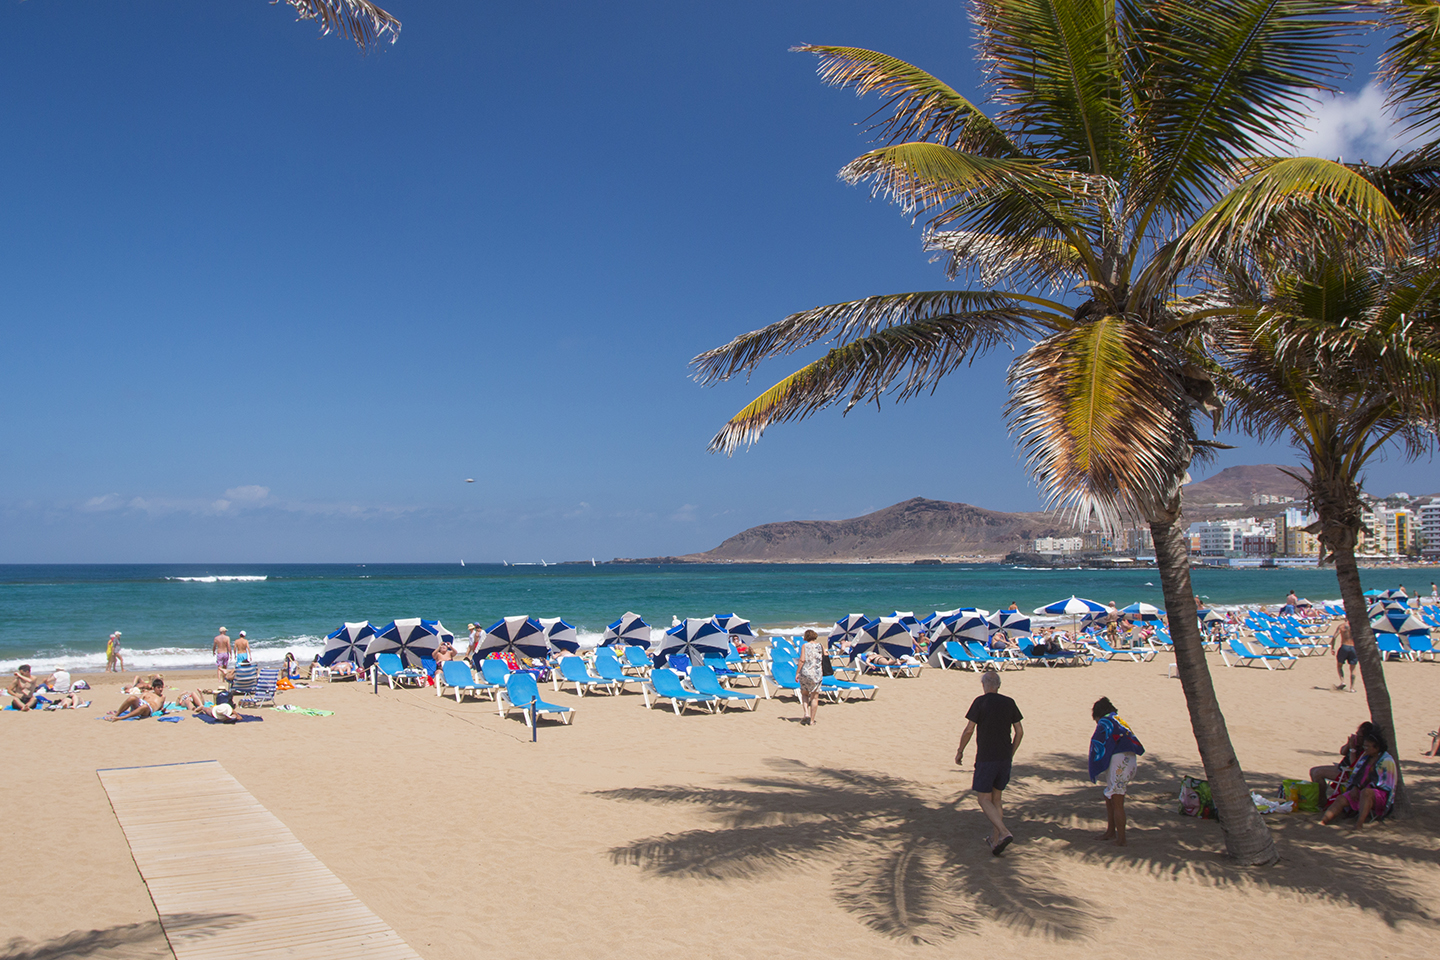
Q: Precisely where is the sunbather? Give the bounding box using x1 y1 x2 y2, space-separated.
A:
104 675 167 721
178 689 241 722
41 667 87 709
8 665 43 711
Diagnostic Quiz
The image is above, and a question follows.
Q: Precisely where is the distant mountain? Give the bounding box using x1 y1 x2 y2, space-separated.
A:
1183 464 1307 507
669 498 1079 562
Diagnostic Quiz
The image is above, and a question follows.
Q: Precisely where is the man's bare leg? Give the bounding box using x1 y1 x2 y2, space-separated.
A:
1097 795 1118 840
978 789 1009 847
1112 795 1128 845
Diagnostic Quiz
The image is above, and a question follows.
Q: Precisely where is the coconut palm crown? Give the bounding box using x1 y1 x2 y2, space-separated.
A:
691 0 1407 865
1213 253 1440 815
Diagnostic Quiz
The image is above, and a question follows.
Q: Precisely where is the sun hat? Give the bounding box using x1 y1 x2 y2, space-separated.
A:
213 703 234 718
238 631 246 637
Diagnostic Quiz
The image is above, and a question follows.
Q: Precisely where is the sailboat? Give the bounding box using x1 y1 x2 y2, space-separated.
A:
460 559 465 567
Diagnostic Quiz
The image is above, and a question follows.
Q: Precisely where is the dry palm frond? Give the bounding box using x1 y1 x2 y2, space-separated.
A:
278 0 400 50
793 45 1017 156
926 229 1087 288
1007 317 1194 527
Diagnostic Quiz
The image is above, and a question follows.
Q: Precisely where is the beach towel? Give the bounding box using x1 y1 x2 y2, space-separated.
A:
195 712 263 724
1089 712 1145 781
275 705 334 716
1178 776 1216 819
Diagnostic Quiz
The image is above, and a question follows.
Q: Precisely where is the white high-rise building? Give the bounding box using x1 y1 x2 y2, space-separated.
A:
1420 501 1440 559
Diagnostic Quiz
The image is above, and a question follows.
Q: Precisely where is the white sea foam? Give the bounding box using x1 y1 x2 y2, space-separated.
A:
0 635 326 674
166 575 268 583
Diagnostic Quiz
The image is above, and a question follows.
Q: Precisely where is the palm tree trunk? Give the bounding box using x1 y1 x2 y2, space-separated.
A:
1329 535 1410 817
1150 514 1278 864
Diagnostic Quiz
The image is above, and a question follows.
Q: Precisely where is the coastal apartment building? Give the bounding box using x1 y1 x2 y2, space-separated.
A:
1361 505 1414 556
1190 518 1277 557
1421 500 1440 559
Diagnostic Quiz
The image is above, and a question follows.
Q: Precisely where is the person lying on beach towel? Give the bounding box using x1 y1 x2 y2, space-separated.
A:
177 689 246 723
104 675 167 721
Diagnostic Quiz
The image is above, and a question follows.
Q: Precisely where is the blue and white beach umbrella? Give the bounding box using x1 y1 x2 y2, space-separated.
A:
365 618 445 668
929 612 989 652
827 613 871 648
659 618 730 662
1034 596 1106 617
320 621 374 668
1372 610 1429 637
922 608 961 630
888 611 923 636
987 610 1032 637
711 613 756 638
473 616 549 663
539 617 580 654
1121 602 1166 621
854 617 916 659
602 611 652 650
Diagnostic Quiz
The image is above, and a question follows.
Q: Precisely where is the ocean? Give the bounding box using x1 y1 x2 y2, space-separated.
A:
1 562 1432 673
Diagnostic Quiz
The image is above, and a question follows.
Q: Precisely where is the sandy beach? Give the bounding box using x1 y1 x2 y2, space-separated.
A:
5 645 1440 960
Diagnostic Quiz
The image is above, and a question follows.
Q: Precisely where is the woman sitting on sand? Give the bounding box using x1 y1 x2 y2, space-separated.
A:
1320 729 1397 829
105 675 167 721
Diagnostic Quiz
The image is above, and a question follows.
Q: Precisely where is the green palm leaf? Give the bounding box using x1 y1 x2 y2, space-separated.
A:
794 45 1018 155
707 311 1044 453
691 290 1061 386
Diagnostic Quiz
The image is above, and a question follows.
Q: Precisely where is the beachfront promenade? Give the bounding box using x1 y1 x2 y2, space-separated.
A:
6 632 1440 960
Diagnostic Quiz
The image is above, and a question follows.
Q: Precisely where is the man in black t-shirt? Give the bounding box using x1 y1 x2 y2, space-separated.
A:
955 670 1024 855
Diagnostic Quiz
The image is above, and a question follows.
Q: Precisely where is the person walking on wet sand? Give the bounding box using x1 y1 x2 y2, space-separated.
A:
955 670 1024 855
1332 618 1358 692
213 627 232 682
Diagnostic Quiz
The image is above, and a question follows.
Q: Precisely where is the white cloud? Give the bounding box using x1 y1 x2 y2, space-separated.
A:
224 485 271 503
669 504 699 522
68 487 418 521
1281 84 1421 162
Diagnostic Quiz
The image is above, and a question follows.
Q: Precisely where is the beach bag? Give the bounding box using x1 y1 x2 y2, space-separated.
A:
1281 778 1321 813
821 653 834 677
1178 776 1217 820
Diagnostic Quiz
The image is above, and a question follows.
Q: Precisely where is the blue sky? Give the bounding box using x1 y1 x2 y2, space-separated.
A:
0 0 1433 562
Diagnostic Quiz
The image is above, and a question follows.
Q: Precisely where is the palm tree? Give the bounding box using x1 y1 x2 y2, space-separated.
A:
691 1 1405 864
277 0 400 50
1213 255 1440 817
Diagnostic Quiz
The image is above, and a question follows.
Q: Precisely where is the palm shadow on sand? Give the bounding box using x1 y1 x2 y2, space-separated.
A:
598 754 1440 943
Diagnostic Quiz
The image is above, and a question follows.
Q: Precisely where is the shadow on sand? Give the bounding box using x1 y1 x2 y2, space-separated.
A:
1 913 249 960
597 754 1440 943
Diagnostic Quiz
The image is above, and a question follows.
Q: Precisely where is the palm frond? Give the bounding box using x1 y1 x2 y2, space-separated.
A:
1152 158 1409 297
691 290 1060 386
1008 317 1195 526
971 0 1126 176
926 228 1087 288
278 0 400 50
794 45 1018 155
707 312 1043 453
838 143 1056 220
1379 0 1440 133
1124 0 1360 221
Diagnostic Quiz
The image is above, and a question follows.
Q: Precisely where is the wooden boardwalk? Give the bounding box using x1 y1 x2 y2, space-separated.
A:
98 760 422 960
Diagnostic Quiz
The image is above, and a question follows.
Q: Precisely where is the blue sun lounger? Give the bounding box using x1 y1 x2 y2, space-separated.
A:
621 645 653 676
1092 637 1154 663
239 668 279 708
689 664 758 711
768 661 844 703
936 640 977 670
965 641 1019 670
503 672 573 727
479 658 514 714
374 652 424 689
1221 637 1296 670
437 660 496 703
644 668 717 715
556 655 619 696
594 649 648 692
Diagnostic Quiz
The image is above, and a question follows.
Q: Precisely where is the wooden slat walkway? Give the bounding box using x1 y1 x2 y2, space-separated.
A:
99 760 422 960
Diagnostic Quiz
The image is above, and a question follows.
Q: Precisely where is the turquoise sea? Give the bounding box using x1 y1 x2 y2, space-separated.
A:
1 562 1433 673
